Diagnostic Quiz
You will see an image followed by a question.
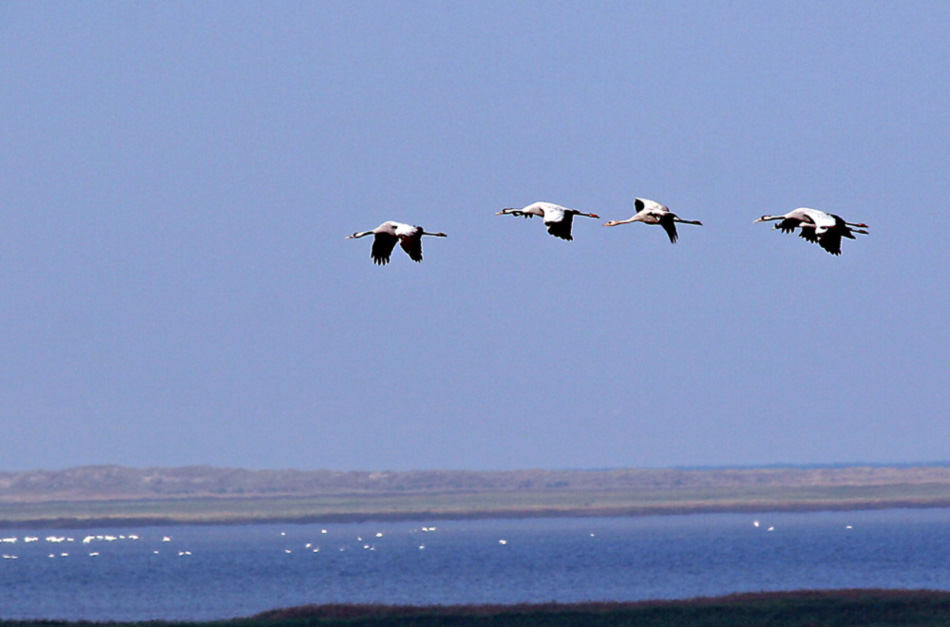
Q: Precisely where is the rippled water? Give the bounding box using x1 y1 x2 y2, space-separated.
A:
2 508 950 621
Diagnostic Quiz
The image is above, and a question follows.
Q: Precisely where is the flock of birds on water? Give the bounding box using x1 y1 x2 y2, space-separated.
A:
2 519 816 561
346 198 870 265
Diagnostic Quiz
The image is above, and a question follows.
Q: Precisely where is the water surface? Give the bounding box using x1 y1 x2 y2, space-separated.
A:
1 508 949 621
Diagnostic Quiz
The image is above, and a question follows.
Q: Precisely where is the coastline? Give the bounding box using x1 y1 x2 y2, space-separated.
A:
3 495 950 530
4 464 950 529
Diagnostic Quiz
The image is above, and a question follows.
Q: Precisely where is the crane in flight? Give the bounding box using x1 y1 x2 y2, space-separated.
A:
603 198 702 244
496 202 600 241
754 209 867 255
346 221 447 265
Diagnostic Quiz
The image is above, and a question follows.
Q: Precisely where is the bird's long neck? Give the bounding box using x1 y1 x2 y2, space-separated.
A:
422 231 447 237
675 218 703 225
608 216 640 226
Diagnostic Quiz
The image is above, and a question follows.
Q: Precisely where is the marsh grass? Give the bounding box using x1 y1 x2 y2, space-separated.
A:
4 591 950 627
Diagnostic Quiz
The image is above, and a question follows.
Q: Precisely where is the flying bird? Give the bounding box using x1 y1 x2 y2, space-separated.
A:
798 211 869 256
346 221 447 265
754 208 868 256
496 202 600 241
602 198 702 243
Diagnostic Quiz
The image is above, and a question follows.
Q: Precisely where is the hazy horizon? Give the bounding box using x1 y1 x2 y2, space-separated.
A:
6 460 950 475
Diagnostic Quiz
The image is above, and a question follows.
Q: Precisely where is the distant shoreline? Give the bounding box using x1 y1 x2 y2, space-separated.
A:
4 464 950 529
4 496 950 530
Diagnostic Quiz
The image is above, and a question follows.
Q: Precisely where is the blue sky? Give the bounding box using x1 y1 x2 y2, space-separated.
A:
1 1 948 471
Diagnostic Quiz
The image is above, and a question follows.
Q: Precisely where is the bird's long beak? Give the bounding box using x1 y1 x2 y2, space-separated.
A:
495 211 505 215
752 217 765 223
345 234 356 239
589 214 600 219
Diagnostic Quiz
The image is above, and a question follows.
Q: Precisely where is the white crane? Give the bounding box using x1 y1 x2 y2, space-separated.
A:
602 198 702 243
346 221 447 265
496 202 600 241
754 208 868 256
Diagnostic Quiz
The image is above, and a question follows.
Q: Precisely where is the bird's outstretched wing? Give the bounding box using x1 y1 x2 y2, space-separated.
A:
371 232 399 265
798 227 819 244
658 213 679 244
817 230 843 256
775 218 801 234
398 232 424 262
545 213 574 240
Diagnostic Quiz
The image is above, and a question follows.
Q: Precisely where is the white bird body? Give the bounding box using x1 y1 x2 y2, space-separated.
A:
805 209 837 234
602 198 702 243
496 201 600 241
753 207 820 234
346 221 447 265
754 208 868 255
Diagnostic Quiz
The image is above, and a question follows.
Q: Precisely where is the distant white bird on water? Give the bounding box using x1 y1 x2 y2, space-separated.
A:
603 198 702 243
754 208 868 256
346 221 447 265
496 202 600 241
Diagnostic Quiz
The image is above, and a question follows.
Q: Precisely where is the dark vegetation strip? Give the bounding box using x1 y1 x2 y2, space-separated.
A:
5 590 950 627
